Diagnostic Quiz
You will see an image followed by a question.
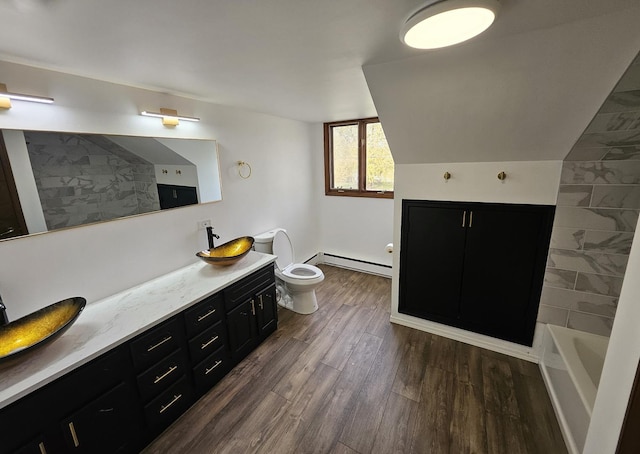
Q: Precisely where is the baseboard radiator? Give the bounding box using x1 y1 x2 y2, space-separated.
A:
307 253 392 278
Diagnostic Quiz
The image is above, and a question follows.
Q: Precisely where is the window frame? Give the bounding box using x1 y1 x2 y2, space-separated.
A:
323 117 394 199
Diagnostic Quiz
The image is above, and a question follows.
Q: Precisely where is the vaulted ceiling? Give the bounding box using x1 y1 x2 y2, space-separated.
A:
1 0 639 162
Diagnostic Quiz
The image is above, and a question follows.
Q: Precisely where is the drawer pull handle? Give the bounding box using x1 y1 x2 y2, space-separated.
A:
197 308 216 322
250 299 256 316
205 360 223 375
258 294 264 310
154 365 178 384
159 394 182 414
462 210 466 228
68 422 80 447
147 336 172 352
39 442 47 454
201 335 220 350
469 211 473 228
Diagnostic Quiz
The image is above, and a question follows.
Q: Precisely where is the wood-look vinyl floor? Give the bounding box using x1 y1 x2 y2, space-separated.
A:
142 265 567 454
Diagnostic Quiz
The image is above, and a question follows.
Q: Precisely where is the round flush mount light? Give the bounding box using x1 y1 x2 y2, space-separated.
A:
400 0 500 50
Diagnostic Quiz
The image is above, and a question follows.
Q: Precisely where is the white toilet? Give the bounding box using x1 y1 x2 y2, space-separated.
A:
254 228 324 314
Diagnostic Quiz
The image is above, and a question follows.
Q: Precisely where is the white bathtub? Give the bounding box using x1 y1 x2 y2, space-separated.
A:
540 324 609 454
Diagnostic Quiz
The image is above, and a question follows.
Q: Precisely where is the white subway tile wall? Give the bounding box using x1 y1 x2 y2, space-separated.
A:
539 53 640 336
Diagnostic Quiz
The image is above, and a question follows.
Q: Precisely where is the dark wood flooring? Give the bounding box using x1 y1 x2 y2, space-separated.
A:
142 265 567 454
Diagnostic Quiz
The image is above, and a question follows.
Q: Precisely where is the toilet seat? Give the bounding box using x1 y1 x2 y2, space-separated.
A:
273 230 323 281
282 263 323 280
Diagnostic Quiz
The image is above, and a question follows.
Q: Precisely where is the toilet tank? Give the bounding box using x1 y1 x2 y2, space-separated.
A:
253 228 285 254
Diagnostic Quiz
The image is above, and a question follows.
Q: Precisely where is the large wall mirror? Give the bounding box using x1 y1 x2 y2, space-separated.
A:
0 130 222 241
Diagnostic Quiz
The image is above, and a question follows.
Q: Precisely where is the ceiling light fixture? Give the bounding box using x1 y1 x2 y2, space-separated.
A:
140 108 200 126
400 0 500 50
0 83 54 109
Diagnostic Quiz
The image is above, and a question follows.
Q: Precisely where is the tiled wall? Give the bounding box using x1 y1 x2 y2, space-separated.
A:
26 131 160 230
538 52 640 336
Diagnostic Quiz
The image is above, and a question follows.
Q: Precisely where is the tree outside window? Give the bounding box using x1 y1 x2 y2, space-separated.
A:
324 117 394 198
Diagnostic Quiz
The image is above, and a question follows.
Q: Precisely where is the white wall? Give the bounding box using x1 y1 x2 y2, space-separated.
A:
363 7 640 165
584 221 640 453
311 124 394 270
0 61 319 320
390 161 562 359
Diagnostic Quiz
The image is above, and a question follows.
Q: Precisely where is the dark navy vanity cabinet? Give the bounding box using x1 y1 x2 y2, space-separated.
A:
0 263 276 454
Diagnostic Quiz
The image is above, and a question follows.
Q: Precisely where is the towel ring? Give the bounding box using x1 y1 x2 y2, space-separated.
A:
238 161 252 179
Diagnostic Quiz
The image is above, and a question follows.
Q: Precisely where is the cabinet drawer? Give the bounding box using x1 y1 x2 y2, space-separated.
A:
192 346 229 393
188 320 227 364
224 265 274 312
60 346 130 402
136 349 188 402
143 376 192 430
130 317 184 371
184 293 223 338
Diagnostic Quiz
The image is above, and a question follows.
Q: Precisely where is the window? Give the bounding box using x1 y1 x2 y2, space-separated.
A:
324 117 394 198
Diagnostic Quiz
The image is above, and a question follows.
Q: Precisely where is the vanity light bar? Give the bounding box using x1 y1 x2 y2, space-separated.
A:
0 83 54 106
140 108 200 125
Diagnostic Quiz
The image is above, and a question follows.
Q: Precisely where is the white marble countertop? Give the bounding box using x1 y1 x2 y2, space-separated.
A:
0 251 276 410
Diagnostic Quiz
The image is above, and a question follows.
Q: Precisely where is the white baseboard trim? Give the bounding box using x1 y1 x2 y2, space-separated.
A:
390 314 544 363
318 253 392 278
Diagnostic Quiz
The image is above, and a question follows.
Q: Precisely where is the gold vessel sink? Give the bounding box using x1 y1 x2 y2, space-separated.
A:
196 236 255 266
0 297 86 364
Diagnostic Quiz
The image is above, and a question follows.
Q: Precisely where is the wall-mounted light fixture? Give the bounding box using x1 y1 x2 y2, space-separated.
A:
400 0 500 50
140 108 200 126
0 83 54 109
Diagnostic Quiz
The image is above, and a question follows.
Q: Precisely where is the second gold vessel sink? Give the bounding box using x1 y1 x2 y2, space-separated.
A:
196 236 255 266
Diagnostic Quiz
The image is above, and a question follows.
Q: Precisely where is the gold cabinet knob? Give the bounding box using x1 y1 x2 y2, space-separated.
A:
497 171 506 181
444 171 451 180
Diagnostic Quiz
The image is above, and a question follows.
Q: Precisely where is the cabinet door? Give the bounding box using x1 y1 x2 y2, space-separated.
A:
61 382 140 454
459 205 553 345
399 201 467 320
256 284 277 337
226 299 258 360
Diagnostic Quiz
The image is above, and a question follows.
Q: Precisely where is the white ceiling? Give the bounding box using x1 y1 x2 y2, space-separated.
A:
365 6 640 163
0 0 639 125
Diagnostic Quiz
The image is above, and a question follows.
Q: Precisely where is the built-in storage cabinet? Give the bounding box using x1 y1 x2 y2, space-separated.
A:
399 200 554 346
157 184 198 210
0 263 276 454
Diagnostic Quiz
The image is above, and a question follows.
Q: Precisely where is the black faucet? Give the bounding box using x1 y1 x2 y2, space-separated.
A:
206 226 220 250
0 297 8 326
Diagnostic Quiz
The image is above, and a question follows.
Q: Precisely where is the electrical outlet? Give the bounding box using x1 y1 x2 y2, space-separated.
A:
198 219 212 230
